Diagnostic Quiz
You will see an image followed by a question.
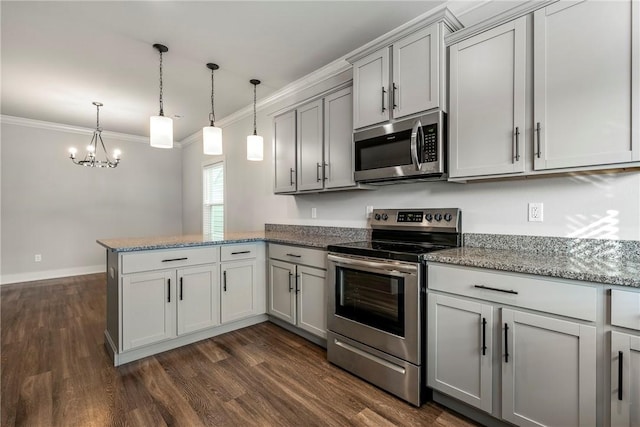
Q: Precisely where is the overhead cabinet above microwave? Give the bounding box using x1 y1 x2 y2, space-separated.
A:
447 0 639 181
347 8 462 130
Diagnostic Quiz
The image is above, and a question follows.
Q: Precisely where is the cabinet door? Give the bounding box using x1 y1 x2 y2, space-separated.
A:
324 87 355 189
296 265 327 338
502 309 596 427
268 259 296 325
177 264 219 335
449 17 527 178
533 0 639 170
611 331 640 427
427 293 493 413
392 24 439 119
122 270 175 351
353 48 390 129
221 260 257 324
296 99 324 191
273 110 297 193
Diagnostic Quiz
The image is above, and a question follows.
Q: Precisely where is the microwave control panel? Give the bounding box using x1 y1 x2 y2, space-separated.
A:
423 124 438 163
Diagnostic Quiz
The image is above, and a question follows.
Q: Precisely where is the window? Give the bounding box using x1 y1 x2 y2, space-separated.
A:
203 162 224 235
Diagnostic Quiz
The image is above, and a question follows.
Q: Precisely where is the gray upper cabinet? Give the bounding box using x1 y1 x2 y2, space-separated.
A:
352 48 390 129
533 0 639 170
273 86 357 194
273 110 297 194
449 17 527 179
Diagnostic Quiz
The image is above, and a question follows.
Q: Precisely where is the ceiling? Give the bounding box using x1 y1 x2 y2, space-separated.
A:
0 0 473 141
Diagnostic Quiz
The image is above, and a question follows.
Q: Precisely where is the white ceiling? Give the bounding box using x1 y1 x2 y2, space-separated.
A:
0 0 473 141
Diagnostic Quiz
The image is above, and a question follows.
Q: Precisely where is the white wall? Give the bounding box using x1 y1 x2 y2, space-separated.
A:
1 121 183 283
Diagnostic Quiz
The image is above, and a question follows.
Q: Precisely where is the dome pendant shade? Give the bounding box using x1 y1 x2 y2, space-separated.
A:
203 125 223 155
247 134 264 161
150 115 173 148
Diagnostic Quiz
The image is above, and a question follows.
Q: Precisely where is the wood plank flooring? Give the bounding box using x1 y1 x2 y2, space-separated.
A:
1 273 477 427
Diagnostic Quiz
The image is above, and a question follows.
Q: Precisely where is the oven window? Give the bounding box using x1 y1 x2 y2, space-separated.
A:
335 267 405 337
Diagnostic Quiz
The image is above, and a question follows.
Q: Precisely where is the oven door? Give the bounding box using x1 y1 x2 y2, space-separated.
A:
327 253 421 364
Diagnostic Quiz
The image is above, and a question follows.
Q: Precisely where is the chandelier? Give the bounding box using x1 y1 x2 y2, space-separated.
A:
69 102 121 168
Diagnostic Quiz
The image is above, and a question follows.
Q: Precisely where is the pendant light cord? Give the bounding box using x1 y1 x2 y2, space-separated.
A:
159 50 164 116
96 104 101 131
210 70 216 126
253 83 257 136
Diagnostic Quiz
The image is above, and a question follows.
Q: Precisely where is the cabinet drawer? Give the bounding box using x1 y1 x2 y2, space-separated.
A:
611 289 640 331
269 244 326 269
428 263 597 322
220 244 258 262
121 246 218 274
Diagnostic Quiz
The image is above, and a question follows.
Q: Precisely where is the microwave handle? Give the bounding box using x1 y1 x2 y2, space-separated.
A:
410 119 423 170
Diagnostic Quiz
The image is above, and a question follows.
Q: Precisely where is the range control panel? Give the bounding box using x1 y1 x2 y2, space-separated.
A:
370 208 461 232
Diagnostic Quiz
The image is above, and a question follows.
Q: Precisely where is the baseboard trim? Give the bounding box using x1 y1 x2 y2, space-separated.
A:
0 264 105 285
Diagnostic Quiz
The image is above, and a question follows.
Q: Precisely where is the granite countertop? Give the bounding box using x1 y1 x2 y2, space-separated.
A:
425 246 640 288
97 227 368 252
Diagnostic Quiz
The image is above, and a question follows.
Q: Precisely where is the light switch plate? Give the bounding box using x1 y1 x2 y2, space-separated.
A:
528 203 543 222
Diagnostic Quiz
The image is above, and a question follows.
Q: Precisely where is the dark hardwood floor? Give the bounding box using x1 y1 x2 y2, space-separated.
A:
1 273 476 426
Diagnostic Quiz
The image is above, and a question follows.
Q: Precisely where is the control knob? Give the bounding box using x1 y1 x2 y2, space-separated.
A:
374 213 381 221
381 213 388 221
434 213 443 222
444 213 453 222
425 213 433 221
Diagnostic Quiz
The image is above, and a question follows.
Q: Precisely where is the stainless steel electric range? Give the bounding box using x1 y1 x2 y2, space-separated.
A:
326 208 462 406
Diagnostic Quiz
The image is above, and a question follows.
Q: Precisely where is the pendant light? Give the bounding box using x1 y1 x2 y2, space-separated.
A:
69 102 121 168
246 79 263 161
203 63 222 155
150 43 173 149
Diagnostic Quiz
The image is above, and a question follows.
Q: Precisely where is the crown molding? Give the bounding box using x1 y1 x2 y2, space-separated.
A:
0 114 185 147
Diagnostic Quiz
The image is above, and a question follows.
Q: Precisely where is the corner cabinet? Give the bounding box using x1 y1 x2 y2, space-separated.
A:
273 86 357 194
267 243 327 340
105 243 266 366
427 263 598 426
350 10 461 130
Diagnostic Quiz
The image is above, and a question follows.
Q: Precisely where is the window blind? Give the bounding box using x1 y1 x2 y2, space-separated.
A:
203 162 224 235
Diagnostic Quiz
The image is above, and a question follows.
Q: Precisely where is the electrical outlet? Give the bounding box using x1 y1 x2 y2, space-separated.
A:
35 254 42 262
528 203 543 222
311 207 317 219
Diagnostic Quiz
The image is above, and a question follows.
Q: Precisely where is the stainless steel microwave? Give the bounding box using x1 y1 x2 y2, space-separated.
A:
354 111 446 184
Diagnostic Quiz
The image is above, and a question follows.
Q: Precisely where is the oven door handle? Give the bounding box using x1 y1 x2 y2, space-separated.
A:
410 119 423 171
328 254 418 275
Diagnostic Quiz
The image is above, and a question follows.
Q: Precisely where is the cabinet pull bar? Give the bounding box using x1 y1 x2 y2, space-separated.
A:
381 87 387 113
514 127 520 162
316 162 322 182
392 83 398 109
482 317 487 356
162 257 188 263
290 168 295 186
323 163 328 181
504 323 509 363
231 251 251 255
474 284 518 295
535 122 541 158
167 278 171 303
618 351 623 401
288 272 293 293
286 253 302 258
179 277 183 300
223 271 227 292
295 274 300 294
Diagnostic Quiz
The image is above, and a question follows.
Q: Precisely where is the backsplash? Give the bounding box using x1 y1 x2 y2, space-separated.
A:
265 224 370 240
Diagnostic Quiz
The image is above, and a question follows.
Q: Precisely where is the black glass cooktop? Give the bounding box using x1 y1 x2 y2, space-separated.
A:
328 240 452 263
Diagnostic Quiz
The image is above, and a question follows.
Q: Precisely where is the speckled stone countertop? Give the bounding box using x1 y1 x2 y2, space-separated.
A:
426 234 640 288
97 225 369 252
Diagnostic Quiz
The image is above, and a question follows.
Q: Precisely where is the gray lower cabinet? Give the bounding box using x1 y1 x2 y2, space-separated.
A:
267 244 327 339
427 262 598 426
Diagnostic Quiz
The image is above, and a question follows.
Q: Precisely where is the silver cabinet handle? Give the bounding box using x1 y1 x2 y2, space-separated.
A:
288 271 293 293
474 284 518 295
286 253 301 258
381 87 387 113
162 257 187 263
410 119 423 171
289 168 295 186
316 162 322 182
223 270 227 292
323 162 328 181
535 122 541 158
392 83 398 109
295 274 300 294
514 127 520 162
231 251 251 255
